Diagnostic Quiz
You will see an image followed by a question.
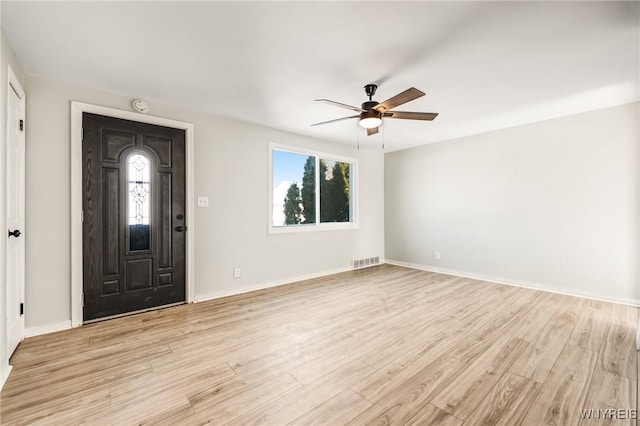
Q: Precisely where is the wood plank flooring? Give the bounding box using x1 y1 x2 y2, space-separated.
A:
0 265 637 425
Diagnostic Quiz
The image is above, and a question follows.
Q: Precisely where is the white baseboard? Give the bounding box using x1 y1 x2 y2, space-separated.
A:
195 266 355 303
386 259 640 307
0 363 12 391
25 320 72 338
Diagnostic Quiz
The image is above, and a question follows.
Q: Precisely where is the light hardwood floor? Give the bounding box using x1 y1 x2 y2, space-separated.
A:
1 265 637 425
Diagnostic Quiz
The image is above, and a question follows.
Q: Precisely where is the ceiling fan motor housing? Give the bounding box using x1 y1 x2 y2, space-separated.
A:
362 100 378 110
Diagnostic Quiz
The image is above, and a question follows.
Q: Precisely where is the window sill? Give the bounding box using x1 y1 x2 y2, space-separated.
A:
268 222 359 235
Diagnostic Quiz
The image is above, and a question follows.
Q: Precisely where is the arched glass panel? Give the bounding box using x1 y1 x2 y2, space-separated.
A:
128 153 151 251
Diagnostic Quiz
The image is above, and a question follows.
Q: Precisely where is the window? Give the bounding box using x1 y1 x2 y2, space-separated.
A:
270 145 357 232
127 153 151 251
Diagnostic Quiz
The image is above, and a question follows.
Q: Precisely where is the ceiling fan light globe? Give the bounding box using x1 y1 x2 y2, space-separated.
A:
359 117 382 129
359 110 382 129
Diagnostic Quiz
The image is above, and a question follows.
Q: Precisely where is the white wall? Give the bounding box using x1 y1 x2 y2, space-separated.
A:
1 31 25 384
386 102 640 305
23 75 385 330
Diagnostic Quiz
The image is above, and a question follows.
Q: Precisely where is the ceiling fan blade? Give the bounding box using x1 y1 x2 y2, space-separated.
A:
367 127 379 136
385 111 439 121
373 87 425 113
315 99 365 113
311 115 359 126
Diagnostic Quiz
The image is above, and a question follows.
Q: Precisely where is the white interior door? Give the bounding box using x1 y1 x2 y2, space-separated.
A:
6 74 25 357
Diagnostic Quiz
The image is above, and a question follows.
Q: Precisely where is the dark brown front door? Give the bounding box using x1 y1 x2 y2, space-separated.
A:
82 113 186 321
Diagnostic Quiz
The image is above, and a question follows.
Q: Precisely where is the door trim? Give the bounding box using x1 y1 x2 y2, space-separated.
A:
70 102 195 327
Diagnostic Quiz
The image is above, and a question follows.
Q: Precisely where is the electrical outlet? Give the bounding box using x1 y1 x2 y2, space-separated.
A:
233 267 241 279
434 251 441 260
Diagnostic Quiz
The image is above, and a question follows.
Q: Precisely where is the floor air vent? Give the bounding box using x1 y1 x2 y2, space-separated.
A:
353 256 380 269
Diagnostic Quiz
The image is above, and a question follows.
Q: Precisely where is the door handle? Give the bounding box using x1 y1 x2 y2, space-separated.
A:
8 229 21 238
174 226 187 232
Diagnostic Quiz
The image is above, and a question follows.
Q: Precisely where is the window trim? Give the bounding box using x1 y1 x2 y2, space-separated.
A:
268 143 359 234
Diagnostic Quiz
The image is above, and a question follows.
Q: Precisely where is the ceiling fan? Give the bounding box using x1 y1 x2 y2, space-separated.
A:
312 84 438 136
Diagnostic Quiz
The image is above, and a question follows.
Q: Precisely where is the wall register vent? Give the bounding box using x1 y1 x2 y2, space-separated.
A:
353 256 380 269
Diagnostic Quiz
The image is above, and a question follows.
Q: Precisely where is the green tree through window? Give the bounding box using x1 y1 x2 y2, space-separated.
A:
320 160 350 223
283 183 302 224
301 156 315 224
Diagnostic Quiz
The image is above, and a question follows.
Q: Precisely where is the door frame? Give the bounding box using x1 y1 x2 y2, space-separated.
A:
70 102 195 327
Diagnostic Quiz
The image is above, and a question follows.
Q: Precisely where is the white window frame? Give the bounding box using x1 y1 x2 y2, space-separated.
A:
268 143 359 234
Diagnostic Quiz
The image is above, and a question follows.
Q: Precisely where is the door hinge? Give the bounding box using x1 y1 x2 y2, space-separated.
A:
20 302 24 316
81 209 84 223
19 119 24 132
82 293 84 307
81 128 84 141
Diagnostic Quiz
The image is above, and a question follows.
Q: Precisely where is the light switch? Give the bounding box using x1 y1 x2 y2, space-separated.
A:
197 196 209 208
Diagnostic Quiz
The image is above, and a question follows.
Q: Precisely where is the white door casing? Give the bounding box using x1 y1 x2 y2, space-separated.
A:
6 67 25 357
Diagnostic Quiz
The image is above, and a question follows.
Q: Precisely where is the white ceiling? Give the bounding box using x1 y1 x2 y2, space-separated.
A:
2 1 638 151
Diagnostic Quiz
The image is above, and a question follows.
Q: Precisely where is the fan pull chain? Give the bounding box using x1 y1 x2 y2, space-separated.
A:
382 124 385 150
356 121 360 150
